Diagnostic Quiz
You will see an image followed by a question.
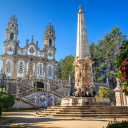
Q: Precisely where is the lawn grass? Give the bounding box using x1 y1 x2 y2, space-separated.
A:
0 88 6 93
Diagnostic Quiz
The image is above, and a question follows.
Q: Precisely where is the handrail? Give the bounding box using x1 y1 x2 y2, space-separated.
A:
18 88 64 98
21 97 36 106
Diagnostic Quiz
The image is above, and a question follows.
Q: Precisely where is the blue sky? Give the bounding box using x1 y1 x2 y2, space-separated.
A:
0 0 128 69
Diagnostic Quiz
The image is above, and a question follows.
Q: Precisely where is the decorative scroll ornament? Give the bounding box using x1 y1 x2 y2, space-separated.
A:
29 47 35 54
8 46 13 52
48 51 53 57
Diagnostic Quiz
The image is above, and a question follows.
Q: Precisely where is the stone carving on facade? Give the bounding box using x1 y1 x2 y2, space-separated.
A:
1 15 56 80
7 46 13 52
48 51 53 57
20 49 25 53
29 47 35 54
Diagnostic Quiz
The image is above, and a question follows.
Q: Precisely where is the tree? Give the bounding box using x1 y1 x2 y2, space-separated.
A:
0 93 15 108
55 55 75 80
90 27 126 89
114 40 128 95
97 86 115 102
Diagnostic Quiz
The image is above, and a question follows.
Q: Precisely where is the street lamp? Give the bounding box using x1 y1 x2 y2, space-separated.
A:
1 72 6 93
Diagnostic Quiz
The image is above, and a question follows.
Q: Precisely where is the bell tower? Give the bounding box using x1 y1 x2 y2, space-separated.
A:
6 15 18 42
43 21 56 60
4 15 19 55
43 21 56 79
43 21 55 48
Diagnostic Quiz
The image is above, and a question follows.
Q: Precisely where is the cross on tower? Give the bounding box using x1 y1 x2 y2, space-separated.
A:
32 35 34 42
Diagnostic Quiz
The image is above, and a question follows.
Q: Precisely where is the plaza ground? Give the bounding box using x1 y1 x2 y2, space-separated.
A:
0 111 128 128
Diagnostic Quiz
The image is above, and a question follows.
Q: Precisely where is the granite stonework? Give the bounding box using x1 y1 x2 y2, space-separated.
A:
26 92 60 108
114 78 128 106
74 6 95 97
61 97 110 106
12 100 34 109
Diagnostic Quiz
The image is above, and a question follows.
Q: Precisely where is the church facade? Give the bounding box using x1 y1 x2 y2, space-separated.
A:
1 15 56 80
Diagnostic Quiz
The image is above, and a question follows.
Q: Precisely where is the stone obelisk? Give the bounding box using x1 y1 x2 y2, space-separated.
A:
74 5 94 97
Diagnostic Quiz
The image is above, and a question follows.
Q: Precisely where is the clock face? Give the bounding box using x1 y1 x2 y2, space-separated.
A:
48 51 53 57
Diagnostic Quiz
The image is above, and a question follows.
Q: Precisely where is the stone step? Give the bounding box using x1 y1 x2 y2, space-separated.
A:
50 106 128 109
52 114 128 117
39 113 128 117
46 108 128 112
38 105 128 118
56 112 128 114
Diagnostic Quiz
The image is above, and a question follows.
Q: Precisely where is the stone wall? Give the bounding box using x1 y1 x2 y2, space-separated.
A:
12 100 34 109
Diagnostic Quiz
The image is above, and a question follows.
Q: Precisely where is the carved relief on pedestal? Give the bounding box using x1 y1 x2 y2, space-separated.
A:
74 57 94 97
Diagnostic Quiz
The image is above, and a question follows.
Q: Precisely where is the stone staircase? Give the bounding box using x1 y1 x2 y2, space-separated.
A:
19 88 64 98
13 94 36 107
38 106 128 118
13 87 65 108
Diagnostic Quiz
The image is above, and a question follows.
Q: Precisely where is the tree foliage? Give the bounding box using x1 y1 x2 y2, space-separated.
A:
114 40 128 95
55 27 127 90
90 26 126 89
97 86 115 102
0 93 15 108
55 55 75 80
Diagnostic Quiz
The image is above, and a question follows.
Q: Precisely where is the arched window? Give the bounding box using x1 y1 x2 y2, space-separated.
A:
49 39 52 46
19 66 23 72
10 33 13 39
40 68 42 74
48 70 52 76
7 66 10 72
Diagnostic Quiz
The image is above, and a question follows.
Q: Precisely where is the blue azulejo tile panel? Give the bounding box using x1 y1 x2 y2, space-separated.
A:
26 92 60 108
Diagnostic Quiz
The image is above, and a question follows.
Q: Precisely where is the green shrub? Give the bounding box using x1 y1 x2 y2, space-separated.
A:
98 86 115 103
0 103 3 117
0 93 15 108
107 120 128 128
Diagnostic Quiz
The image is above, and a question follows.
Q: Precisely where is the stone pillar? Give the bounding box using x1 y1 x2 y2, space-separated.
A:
52 92 55 106
12 60 16 79
35 92 38 108
6 83 9 93
114 78 124 106
14 60 18 78
35 62 37 79
24 61 27 79
43 62 46 78
2 60 6 73
53 64 55 79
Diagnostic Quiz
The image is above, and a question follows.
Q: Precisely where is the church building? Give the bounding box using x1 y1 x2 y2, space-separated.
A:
1 15 56 80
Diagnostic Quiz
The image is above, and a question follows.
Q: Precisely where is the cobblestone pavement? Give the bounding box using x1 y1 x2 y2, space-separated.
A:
1 111 128 128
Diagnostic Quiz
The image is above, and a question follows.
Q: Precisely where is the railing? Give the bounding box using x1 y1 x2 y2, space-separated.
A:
55 99 61 105
18 88 64 98
21 97 36 106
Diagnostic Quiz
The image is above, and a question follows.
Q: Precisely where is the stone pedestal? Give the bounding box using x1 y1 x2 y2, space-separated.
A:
114 78 123 106
61 97 110 106
114 89 123 106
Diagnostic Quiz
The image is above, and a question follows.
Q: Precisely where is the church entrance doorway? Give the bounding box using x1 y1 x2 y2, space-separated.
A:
34 82 44 88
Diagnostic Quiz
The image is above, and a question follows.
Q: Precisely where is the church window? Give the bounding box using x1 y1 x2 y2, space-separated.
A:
7 66 10 72
19 66 23 72
48 70 52 75
40 68 42 74
49 39 52 46
10 33 13 39
11 24 14 27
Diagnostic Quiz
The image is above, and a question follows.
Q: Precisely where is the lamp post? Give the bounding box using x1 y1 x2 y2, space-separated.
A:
1 72 6 93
